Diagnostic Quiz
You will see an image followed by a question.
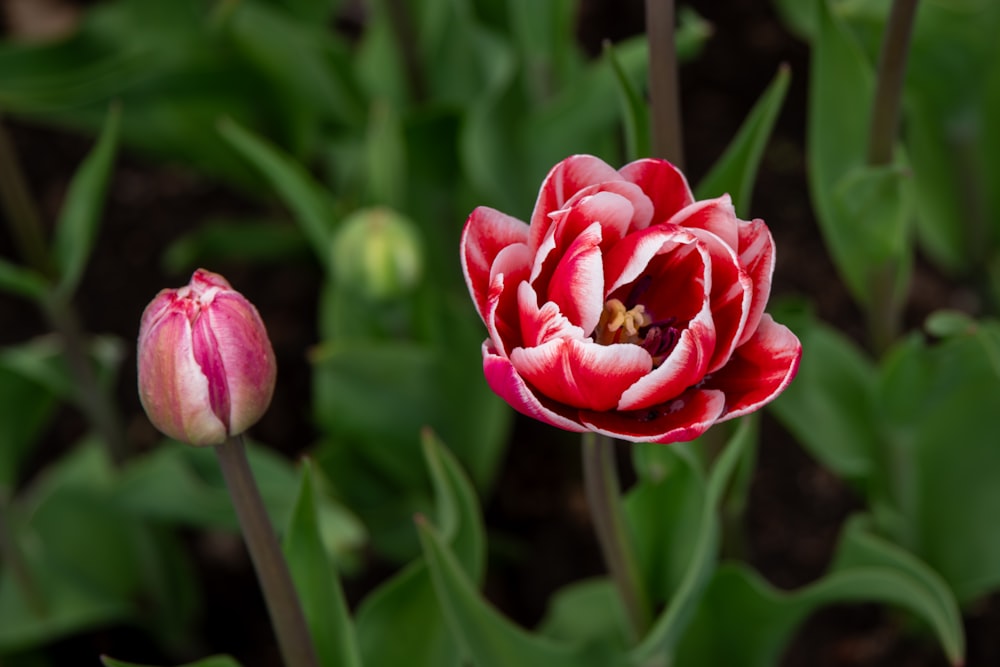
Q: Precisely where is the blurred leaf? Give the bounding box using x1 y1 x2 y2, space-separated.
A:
767 300 880 484
0 341 63 487
102 656 243 667
52 104 120 297
162 219 311 273
877 322 1000 602
675 6 714 62
0 259 48 302
808 0 880 306
284 459 362 667
261 0 341 25
695 64 791 216
354 433 485 667
218 117 339 265
604 40 650 162
536 578 629 652
924 309 978 338
364 101 407 208
417 519 625 667
504 0 580 103
629 417 755 664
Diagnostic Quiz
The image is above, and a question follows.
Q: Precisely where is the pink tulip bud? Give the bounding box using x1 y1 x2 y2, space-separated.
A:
138 269 277 446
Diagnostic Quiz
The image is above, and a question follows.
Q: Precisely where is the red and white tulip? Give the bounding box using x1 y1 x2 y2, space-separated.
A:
461 155 801 443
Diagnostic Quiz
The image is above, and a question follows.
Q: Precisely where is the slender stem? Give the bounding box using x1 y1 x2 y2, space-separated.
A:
43 294 128 465
645 0 684 169
865 0 920 353
0 494 47 617
384 0 426 103
0 116 53 278
582 432 651 641
215 435 320 667
867 0 920 166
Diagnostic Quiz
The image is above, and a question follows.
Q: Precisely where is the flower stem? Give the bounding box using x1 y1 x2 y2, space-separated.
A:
582 432 651 641
215 435 320 667
866 0 920 354
645 0 684 169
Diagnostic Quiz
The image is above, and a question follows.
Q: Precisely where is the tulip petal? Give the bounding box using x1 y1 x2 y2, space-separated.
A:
547 221 605 335
461 206 530 322
603 224 695 297
619 158 694 225
138 310 227 446
484 243 532 356
670 195 740 255
617 317 714 411
483 342 586 432
518 282 586 347
581 388 726 444
736 218 776 347
529 155 624 252
511 338 652 411
706 314 802 421
205 292 277 436
561 181 655 238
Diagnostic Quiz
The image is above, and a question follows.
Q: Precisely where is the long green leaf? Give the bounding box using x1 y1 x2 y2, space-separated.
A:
52 104 120 297
284 459 363 667
629 417 755 664
695 65 790 216
605 40 650 162
102 655 243 667
0 258 47 301
217 117 338 266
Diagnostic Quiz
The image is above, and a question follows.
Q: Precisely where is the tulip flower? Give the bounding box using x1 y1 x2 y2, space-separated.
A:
137 268 276 446
461 154 802 444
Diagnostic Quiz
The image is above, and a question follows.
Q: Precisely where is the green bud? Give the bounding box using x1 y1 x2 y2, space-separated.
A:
331 207 423 300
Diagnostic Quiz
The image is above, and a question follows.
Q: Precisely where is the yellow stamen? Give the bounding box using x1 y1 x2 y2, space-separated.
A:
596 299 651 344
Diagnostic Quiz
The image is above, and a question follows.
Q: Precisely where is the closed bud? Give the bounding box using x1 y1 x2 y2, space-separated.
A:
331 207 423 300
137 269 276 446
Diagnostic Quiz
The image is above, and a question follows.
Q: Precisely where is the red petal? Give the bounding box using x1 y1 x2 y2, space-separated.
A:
482 342 586 432
529 155 623 252
560 181 655 239
618 317 715 411
670 196 740 254
461 206 530 323
684 227 752 372
706 315 802 421
517 282 586 348
619 158 694 225
510 338 652 411
580 388 726 444
735 218 775 347
547 221 605 335
603 224 695 297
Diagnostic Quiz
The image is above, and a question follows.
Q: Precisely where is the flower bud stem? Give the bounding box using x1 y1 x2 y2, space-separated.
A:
215 435 320 667
866 0 920 354
582 432 651 642
646 0 684 169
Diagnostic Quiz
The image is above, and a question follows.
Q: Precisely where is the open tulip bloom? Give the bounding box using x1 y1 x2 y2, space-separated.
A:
462 154 802 443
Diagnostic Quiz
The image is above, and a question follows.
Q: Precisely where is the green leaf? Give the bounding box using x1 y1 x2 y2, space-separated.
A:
417 518 626 667
537 578 630 652
353 434 487 667
876 322 1000 602
284 459 362 667
695 64 791 216
102 655 244 667
162 219 310 274
808 0 878 306
766 300 880 484
217 117 338 266
629 418 755 664
51 104 120 297
364 101 407 208
604 40 650 162
0 258 48 301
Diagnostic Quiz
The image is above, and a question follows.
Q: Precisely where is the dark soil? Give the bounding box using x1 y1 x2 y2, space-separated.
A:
1 1 997 666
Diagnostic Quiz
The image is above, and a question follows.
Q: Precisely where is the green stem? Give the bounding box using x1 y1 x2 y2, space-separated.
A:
645 0 684 168
215 435 320 667
865 0 920 353
43 293 128 465
0 117 52 278
582 432 651 642
0 493 47 618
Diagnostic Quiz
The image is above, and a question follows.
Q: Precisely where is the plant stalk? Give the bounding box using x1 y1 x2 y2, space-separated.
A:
582 432 651 641
0 117 52 278
645 0 684 168
865 0 920 353
215 435 320 667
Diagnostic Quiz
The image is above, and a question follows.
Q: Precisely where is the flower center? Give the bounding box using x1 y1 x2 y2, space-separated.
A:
594 298 680 366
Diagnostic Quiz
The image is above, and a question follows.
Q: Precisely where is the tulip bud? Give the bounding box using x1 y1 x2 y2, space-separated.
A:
331 207 423 301
137 269 276 446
